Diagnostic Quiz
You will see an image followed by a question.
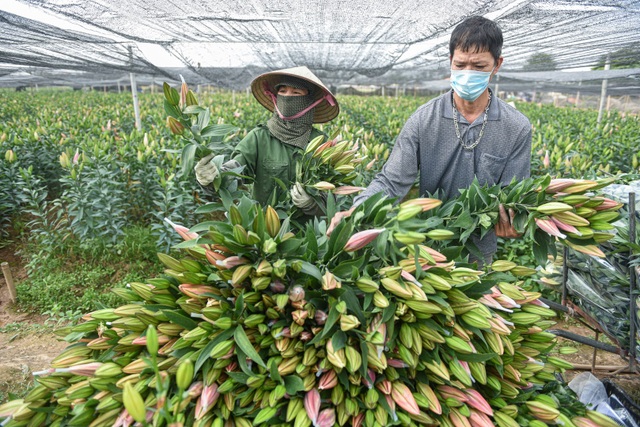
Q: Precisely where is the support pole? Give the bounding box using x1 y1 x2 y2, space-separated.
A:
576 81 581 107
130 72 142 131
561 245 569 305
1 262 17 304
531 83 537 103
629 192 637 372
597 56 610 124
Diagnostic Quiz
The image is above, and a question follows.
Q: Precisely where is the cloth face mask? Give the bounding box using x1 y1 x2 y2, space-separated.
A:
450 68 494 101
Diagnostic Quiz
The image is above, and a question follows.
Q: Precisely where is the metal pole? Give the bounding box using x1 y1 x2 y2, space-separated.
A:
576 81 581 107
130 72 142 131
597 56 610 124
629 192 637 371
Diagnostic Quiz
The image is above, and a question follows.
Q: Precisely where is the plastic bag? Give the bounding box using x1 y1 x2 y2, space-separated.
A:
569 373 639 427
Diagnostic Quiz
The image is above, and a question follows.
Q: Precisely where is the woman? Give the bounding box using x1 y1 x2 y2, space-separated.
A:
194 66 339 214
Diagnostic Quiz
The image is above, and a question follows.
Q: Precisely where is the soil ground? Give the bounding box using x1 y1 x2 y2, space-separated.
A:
1 243 639 412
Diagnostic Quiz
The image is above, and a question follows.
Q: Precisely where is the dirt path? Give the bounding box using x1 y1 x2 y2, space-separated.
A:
0 244 69 398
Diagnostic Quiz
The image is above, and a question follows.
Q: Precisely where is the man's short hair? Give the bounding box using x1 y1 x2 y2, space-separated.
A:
449 16 503 64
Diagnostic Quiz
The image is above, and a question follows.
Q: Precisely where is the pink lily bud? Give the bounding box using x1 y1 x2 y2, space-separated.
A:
179 75 188 108
352 413 365 427
312 140 336 158
344 228 386 252
361 369 376 389
333 185 366 195
315 310 328 325
594 198 623 211
113 409 134 427
437 385 468 402
187 381 204 398
291 309 309 325
390 382 421 416
316 408 336 427
313 181 335 191
164 217 198 241
376 379 393 395
385 394 398 421
270 280 286 293
321 271 341 290
423 245 448 262
304 389 321 425
387 358 409 368
469 409 494 427
400 197 443 212
289 285 305 302
550 217 581 235
73 149 80 165
318 369 338 390
400 270 420 285
216 256 249 270
564 241 606 258
195 383 220 419
464 389 493 415
55 362 102 376
543 150 550 168
363 159 375 171
545 178 577 194
535 218 566 239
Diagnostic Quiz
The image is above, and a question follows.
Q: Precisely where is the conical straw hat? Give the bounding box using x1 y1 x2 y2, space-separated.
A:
251 66 339 123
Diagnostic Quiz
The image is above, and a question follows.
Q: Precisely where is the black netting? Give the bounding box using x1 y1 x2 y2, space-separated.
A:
1 0 640 91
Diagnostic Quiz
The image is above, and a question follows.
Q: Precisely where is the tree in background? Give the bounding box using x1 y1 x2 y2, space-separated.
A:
524 53 557 71
594 46 640 69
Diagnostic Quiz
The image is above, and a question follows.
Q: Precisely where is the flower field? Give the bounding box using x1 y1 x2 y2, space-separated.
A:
2 89 639 250
1 88 640 426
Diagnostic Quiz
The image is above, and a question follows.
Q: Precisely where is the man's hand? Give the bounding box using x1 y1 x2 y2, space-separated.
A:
495 204 521 238
327 206 356 236
291 182 317 215
194 154 218 186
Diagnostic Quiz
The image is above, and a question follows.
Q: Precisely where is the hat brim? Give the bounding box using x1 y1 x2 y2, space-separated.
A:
251 66 339 124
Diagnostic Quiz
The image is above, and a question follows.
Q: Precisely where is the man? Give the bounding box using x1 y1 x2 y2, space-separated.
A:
194 66 339 215
328 16 531 264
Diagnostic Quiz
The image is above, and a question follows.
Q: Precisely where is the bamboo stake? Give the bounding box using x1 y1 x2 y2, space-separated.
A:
570 364 639 374
1 261 17 303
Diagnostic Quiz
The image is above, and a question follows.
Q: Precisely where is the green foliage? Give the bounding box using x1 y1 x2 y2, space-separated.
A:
594 45 640 69
15 225 163 315
16 263 120 314
520 102 640 177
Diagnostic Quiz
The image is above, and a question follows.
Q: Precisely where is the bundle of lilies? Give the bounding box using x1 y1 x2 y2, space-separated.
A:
380 175 623 265
0 176 623 427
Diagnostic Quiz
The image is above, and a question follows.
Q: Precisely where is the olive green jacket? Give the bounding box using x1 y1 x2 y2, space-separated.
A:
232 124 325 206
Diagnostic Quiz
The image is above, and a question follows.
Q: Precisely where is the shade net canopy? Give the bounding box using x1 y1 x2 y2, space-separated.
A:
1 0 640 94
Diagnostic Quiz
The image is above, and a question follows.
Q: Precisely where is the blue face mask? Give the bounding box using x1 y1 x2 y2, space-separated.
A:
450 68 494 101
